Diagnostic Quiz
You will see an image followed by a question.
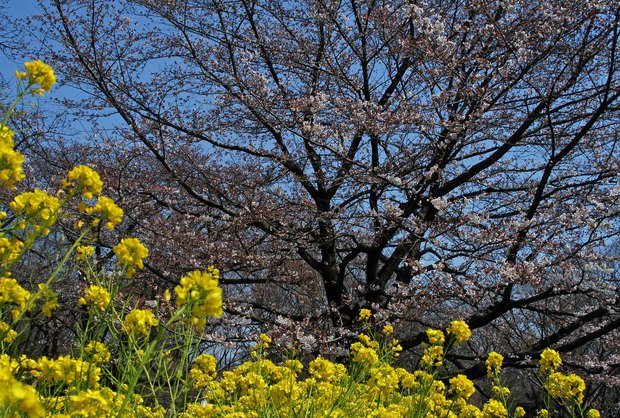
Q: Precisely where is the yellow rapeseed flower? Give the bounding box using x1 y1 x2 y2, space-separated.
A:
358 333 380 350
539 348 562 375
84 196 124 229
284 359 303 374
358 308 372 321
38 283 59 318
0 236 24 265
76 245 95 261
29 355 100 387
62 165 103 199
420 345 444 369
79 285 111 312
482 398 507 417
367 364 399 397
544 372 585 405
10 189 60 235
449 374 475 400
492 384 510 398
391 338 403 356
68 389 111 418
461 404 483 417
446 320 471 344
0 124 24 189
122 308 158 337
486 352 504 377
0 367 45 417
0 141 25 189
426 328 445 345
0 124 15 146
0 321 18 343
256 333 271 350
113 237 148 278
84 341 111 364
20 60 56 96
190 353 218 388
308 357 346 382
350 342 379 367
0 276 33 321
174 267 223 328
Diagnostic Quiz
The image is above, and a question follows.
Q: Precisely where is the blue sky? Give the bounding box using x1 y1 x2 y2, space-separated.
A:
1 0 56 79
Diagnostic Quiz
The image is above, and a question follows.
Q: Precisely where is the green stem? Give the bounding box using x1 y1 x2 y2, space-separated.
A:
115 305 189 417
2 81 32 125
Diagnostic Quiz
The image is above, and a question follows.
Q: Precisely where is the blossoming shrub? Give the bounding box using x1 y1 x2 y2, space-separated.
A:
0 62 603 417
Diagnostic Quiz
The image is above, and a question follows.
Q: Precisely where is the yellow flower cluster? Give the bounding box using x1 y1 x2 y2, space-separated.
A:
0 320 17 343
175 329 528 418
545 371 586 405
0 124 15 145
62 165 103 199
308 356 347 382
29 355 100 387
0 235 24 265
539 348 562 375
446 319 472 344
391 337 403 357
81 195 124 229
37 283 59 318
539 348 599 410
367 363 400 398
0 124 25 189
251 333 272 357
15 60 56 96
486 351 504 377
66 388 111 418
449 374 476 400
0 276 32 320
84 341 111 364
27 384 164 418
484 347 602 417
190 353 218 388
113 237 148 278
0 311 604 418
0 361 45 417
427 328 445 345
122 308 159 337
358 308 372 321
10 189 61 236
79 285 111 312
420 344 444 369
482 398 508 417
0 61 174 418
350 333 380 368
76 245 95 260
174 267 223 328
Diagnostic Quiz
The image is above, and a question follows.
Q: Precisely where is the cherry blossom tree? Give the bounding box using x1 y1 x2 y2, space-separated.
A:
20 0 620 408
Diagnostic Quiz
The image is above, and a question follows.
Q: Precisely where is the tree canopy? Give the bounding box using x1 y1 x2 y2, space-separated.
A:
7 0 620 408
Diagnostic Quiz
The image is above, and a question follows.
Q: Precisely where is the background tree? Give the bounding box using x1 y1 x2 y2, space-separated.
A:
14 0 620 409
